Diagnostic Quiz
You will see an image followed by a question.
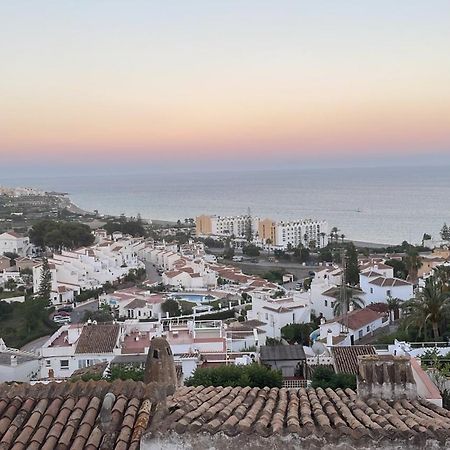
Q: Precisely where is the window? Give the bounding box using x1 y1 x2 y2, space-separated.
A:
153 350 159 359
366 326 370 332
370 288 373 294
387 290 391 297
358 330 363 339
324 300 328 307
46 360 51 367
166 347 172 356
60 360 69 370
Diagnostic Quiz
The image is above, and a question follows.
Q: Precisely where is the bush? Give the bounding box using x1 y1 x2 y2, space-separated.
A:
311 365 356 390
243 244 260 257
185 363 282 388
198 310 235 320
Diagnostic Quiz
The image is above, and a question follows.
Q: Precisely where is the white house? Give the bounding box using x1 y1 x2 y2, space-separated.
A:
247 291 311 339
0 339 39 382
32 237 145 305
0 231 32 257
360 270 413 303
319 307 389 346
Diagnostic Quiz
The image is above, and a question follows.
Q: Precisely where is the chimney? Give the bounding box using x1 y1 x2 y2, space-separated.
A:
326 329 333 347
144 336 177 388
357 355 417 401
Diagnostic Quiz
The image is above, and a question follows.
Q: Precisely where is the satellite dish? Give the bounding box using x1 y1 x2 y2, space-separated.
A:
312 341 328 356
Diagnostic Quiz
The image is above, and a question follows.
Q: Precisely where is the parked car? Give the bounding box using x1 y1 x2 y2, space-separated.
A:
53 314 71 325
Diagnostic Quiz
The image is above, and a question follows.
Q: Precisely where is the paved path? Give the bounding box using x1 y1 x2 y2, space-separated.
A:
144 262 162 284
20 335 51 354
71 300 98 323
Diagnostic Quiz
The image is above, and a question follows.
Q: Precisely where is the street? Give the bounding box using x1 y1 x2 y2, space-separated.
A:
70 299 99 323
20 335 51 354
144 261 162 284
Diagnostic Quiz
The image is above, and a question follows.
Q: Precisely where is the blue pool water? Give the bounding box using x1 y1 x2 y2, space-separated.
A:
171 294 215 303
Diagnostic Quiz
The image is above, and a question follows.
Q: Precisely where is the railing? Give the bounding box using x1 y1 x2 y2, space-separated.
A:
409 342 450 349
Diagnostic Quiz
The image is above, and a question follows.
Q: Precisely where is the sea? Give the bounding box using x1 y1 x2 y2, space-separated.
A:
2 165 450 246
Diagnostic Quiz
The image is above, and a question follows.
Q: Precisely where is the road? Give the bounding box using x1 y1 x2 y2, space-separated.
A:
21 335 51 354
71 299 99 323
144 261 162 284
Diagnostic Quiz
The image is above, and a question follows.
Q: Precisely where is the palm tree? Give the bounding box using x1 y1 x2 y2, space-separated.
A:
434 266 450 292
387 296 402 322
330 227 339 243
402 277 450 339
333 287 365 316
404 250 422 284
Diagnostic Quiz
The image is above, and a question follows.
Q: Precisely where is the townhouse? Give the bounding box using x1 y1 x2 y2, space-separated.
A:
32 238 145 305
0 231 33 257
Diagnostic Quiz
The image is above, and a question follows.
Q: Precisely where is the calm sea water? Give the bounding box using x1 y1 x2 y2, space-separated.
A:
3 166 450 245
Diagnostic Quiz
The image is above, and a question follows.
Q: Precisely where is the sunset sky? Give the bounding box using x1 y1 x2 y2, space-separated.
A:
1 1 450 173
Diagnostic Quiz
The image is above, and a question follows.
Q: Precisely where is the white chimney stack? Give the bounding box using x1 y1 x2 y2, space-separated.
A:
326 329 333 347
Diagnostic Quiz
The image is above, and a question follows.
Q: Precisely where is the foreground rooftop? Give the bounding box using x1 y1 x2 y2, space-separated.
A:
1 380 450 449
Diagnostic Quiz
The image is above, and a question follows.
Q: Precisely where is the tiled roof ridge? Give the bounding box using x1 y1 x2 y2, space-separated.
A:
2 382 450 447
157 385 450 441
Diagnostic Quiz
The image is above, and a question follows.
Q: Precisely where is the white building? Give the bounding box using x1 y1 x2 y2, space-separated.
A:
0 231 32 257
99 288 165 320
319 307 389 346
247 291 311 339
0 339 39 382
360 269 413 304
271 219 328 250
39 318 261 381
32 238 146 305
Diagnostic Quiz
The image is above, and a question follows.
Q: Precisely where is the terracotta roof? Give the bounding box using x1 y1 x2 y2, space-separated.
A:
368 277 412 287
158 385 450 442
125 299 148 309
0 380 153 450
333 308 384 330
75 324 120 354
331 345 377 374
2 231 22 238
1 381 450 447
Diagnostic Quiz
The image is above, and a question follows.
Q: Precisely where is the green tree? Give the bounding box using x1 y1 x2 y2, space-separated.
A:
30 220 94 250
385 259 408 279
311 365 356 390
387 296 402 322
281 323 313 345
185 364 282 388
161 298 181 317
38 258 52 304
243 244 260 257
345 243 360 286
403 277 450 339
440 223 450 241
4 279 17 291
293 245 310 263
404 249 422 284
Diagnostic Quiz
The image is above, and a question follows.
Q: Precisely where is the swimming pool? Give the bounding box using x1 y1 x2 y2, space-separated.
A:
170 293 216 303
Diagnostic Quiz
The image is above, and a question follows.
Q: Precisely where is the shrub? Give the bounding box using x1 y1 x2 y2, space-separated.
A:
311 365 356 390
185 363 282 388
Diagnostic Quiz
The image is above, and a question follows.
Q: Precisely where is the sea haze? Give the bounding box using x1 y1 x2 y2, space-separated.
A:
3 165 450 245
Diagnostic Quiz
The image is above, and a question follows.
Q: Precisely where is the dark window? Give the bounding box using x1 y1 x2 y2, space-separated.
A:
153 350 159 359
166 347 172 355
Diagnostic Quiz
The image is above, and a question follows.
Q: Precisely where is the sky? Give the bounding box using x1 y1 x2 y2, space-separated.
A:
1 1 450 174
